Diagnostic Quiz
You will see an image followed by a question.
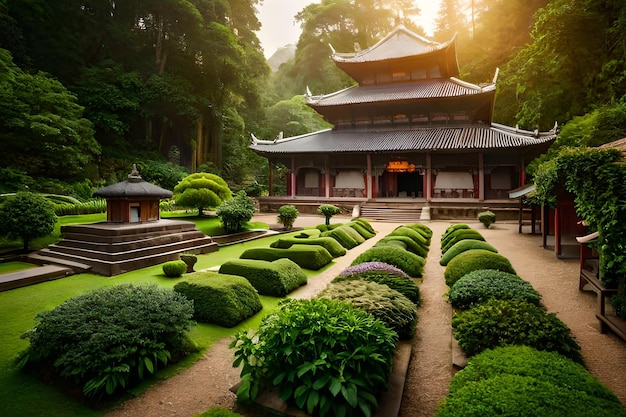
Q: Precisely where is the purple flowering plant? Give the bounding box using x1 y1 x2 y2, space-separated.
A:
339 262 410 279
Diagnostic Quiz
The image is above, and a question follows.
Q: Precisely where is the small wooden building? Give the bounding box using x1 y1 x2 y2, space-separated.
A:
93 165 172 223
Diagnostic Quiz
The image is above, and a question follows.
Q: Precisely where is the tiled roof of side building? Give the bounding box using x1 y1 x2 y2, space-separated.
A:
306 79 494 107
249 124 557 155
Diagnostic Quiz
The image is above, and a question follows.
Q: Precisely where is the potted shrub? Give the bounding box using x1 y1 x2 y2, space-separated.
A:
276 205 299 230
478 210 496 228
180 253 198 273
317 204 341 225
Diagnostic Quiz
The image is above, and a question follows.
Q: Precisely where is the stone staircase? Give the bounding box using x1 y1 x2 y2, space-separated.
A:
359 204 423 223
27 219 218 276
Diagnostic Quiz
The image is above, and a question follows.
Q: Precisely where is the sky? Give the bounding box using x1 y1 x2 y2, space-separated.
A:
257 0 442 58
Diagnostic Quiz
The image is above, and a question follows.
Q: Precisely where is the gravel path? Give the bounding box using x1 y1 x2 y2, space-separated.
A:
105 217 626 417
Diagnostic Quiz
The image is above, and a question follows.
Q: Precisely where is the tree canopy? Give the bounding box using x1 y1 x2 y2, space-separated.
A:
0 192 57 251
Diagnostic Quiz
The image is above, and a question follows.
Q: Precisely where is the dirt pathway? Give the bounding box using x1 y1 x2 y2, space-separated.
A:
106 218 626 417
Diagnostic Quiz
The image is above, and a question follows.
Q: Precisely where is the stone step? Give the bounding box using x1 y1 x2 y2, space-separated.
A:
360 206 422 223
0 264 74 292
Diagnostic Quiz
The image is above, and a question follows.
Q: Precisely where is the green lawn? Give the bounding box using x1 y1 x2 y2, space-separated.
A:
0 217 332 417
0 261 37 274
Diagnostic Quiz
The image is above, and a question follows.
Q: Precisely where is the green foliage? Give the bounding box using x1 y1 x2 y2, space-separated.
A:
276 204 299 230
452 299 583 363
0 192 57 251
436 373 626 417
194 408 245 417
271 236 347 257
405 222 433 239
354 218 376 234
317 204 341 225
230 298 398 417
448 346 620 402
444 249 516 287
352 246 425 277
321 226 362 249
240 245 334 270
441 230 485 254
218 258 307 297
376 235 428 258
216 190 255 234
173 272 262 327
162 260 188 278
173 173 232 216
20 284 195 398
477 211 496 228
447 269 541 310
439 240 498 266
53 199 107 216
319 280 418 340
333 270 421 306
441 223 469 241
611 294 626 320
389 226 430 247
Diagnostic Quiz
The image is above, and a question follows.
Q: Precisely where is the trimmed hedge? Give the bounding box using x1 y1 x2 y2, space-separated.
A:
389 226 429 246
173 272 262 327
452 299 583 363
333 270 421 306
292 229 322 238
354 218 376 234
439 240 498 266
441 230 485 254
377 235 428 258
345 221 376 239
270 236 347 257
240 244 334 270
444 249 516 287
318 280 418 339
441 223 469 241
162 260 188 277
405 223 433 239
436 373 626 417
448 346 620 402
320 226 361 249
218 258 307 296
351 245 425 277
447 269 541 310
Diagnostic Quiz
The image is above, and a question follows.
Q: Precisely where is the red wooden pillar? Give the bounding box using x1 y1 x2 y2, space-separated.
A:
290 157 296 197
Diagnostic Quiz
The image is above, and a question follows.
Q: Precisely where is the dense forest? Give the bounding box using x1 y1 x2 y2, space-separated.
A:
1 0 626 198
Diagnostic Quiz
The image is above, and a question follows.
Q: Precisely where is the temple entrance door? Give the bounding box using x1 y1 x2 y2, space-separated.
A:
397 172 423 198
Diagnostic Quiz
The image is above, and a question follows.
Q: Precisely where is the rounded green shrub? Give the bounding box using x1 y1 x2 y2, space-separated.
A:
477 210 496 228
218 258 307 296
216 190 255 234
441 223 469 241
174 272 262 327
435 374 626 417
351 245 425 277
19 284 195 398
345 221 376 239
321 226 360 249
389 226 429 246
240 245 334 270
447 269 541 310
163 260 188 277
318 280 418 339
444 249 516 287
452 299 583 363
231 298 398 417
375 238 408 252
405 223 433 239
277 205 299 230
334 270 421 306
441 230 485 254
354 218 376 234
448 346 620 402
317 204 341 225
377 235 428 258
439 240 498 265
271 236 347 257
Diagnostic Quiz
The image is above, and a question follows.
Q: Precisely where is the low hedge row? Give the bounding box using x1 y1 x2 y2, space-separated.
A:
174 271 262 327
441 229 485 254
439 240 498 266
444 249 515 287
333 270 421 306
219 258 307 297
270 236 347 257
240 244 334 270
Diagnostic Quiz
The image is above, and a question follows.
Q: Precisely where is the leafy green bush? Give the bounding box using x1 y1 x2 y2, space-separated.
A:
354 218 376 234
319 280 418 339
0 192 57 251
321 226 361 249
173 272 262 327
333 270 421 306
441 230 485 254
218 258 307 296
448 269 541 310
376 235 428 258
375 238 409 252
344 221 376 239
162 260 188 277
436 374 626 417
277 204 299 230
389 226 429 247
477 210 496 228
318 204 341 225
352 245 425 277
173 172 232 216
54 199 107 216
439 240 498 266
231 298 398 417
270 236 346 257
444 249 516 287
405 222 433 239
452 299 583 363
448 346 620 402
611 294 626 320
240 245 334 270
441 223 469 241
194 407 245 417
216 190 255 234
19 284 195 399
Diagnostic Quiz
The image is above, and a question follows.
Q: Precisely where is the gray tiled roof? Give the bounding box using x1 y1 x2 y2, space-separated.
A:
307 79 493 106
250 124 557 155
332 25 451 62
93 178 172 199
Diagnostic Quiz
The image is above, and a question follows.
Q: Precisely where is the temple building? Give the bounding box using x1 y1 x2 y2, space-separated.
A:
250 25 557 218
